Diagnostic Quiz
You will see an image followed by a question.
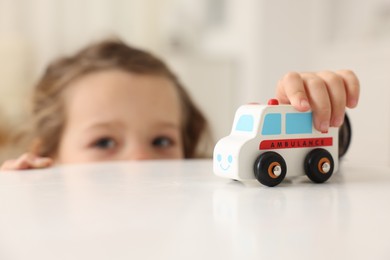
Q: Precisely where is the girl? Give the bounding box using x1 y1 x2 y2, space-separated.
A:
0 39 359 170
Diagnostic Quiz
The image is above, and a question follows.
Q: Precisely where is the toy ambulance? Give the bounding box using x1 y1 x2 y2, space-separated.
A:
213 99 338 187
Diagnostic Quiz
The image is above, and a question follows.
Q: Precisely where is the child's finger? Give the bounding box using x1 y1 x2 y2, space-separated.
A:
1 156 31 170
276 72 311 111
337 70 360 108
32 157 53 168
12 153 36 170
300 73 332 132
0 153 53 171
1 160 19 171
315 71 347 127
21 153 53 169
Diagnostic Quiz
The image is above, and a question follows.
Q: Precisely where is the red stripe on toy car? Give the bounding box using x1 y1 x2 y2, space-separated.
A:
259 137 333 150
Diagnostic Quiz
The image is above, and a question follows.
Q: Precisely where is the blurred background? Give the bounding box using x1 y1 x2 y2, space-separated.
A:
1 0 390 164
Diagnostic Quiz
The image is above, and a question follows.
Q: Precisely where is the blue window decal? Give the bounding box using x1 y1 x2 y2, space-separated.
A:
286 112 312 134
235 115 254 132
262 113 281 135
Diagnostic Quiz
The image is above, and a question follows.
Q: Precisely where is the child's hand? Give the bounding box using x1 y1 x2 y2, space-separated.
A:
1 153 53 171
276 70 360 132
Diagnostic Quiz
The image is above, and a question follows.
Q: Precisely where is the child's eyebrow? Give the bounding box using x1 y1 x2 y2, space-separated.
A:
81 120 126 131
152 121 181 129
81 120 180 131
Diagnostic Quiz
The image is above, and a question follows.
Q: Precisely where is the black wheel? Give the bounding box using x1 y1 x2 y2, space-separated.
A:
304 148 334 183
339 113 352 159
254 152 287 187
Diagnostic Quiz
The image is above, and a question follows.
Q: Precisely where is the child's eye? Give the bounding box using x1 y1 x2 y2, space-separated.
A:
152 136 174 148
92 137 117 149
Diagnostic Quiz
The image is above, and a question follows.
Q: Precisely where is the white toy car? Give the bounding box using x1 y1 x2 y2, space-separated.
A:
213 99 338 187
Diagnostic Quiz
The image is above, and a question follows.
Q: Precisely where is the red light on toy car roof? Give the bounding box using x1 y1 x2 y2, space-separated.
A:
268 99 279 105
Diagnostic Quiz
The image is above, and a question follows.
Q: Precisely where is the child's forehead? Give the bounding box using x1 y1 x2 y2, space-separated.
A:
62 70 183 127
63 69 177 99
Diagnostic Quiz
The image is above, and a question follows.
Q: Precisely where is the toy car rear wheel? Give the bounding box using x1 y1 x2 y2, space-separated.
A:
304 148 334 183
254 152 287 187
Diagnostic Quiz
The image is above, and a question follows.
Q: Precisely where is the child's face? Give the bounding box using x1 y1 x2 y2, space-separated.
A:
55 69 184 164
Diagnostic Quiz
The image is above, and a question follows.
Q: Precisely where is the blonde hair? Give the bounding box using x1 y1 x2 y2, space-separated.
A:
22 38 211 158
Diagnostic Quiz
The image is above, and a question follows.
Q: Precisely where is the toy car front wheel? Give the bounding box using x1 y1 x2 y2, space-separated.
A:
304 148 334 183
254 152 287 187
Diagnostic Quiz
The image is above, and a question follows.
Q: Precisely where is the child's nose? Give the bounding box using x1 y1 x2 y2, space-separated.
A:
125 144 154 161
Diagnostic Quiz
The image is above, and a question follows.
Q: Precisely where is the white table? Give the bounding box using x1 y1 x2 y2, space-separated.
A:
0 159 389 260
